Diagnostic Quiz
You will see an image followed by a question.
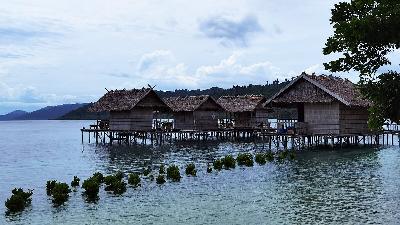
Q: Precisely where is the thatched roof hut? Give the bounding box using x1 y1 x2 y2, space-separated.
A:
217 95 268 128
266 73 372 135
89 88 170 131
163 95 223 130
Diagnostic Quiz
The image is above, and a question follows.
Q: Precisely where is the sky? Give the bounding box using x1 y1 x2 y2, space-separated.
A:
0 0 359 114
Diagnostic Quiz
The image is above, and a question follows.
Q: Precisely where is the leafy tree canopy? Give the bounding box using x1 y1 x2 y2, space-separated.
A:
324 0 400 129
323 0 400 77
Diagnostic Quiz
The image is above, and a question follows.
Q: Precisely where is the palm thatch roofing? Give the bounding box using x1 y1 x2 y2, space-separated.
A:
265 73 371 107
89 88 168 112
217 95 266 112
163 95 222 112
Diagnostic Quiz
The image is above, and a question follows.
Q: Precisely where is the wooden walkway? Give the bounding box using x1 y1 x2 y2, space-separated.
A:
81 126 400 150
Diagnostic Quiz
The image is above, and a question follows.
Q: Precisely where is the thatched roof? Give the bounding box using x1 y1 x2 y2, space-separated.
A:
163 95 221 112
266 73 371 107
89 88 166 112
217 95 266 112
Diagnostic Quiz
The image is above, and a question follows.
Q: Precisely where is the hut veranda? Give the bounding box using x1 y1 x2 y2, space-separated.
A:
83 73 399 147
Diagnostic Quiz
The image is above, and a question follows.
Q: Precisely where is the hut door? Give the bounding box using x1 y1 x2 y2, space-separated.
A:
297 103 304 122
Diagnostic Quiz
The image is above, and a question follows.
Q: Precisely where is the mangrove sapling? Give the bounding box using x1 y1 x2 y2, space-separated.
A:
143 166 152 176
166 165 181 182
277 151 289 161
71 176 80 187
115 171 124 180
104 173 127 194
156 174 166 184
236 153 254 167
159 164 165 174
265 152 274 162
289 151 296 160
46 180 57 196
213 159 223 170
222 155 236 169
128 173 141 187
51 183 70 205
92 172 104 183
82 178 100 201
255 153 267 165
51 182 71 206
5 188 33 213
185 163 197 176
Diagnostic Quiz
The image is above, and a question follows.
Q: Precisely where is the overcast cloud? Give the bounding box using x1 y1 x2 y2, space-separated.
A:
0 0 360 114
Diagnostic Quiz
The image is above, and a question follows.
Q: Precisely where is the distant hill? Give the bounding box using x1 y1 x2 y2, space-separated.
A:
0 103 87 120
59 103 109 120
0 110 28 121
157 80 288 99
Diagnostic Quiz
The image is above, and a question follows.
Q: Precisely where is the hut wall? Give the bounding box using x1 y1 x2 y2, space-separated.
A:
339 105 369 134
173 112 195 130
109 109 154 131
193 110 219 130
304 103 340 135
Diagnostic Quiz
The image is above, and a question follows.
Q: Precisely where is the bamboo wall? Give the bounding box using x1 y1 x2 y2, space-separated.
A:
304 103 340 135
303 103 369 135
109 109 154 131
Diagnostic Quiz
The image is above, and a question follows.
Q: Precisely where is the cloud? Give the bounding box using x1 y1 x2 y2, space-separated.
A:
304 64 322 74
199 15 263 47
126 50 288 90
195 52 286 87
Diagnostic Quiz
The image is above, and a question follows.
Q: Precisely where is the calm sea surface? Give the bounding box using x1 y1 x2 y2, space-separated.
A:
1 120 400 225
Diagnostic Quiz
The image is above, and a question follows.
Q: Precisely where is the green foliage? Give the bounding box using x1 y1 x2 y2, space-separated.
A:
289 151 296 160
104 173 126 195
213 159 223 170
46 180 56 196
222 155 236 169
360 71 400 129
128 173 141 187
277 151 289 161
166 165 181 182
51 182 71 206
236 153 254 167
92 172 104 183
5 188 33 213
71 176 80 187
323 0 400 76
185 163 197 176
82 177 100 201
265 152 274 162
156 175 166 184
255 153 267 165
143 166 151 176
159 164 165 174
115 171 124 180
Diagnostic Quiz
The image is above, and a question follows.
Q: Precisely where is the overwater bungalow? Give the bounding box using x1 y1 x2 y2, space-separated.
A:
163 95 223 131
265 73 372 135
217 95 268 129
89 88 171 131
